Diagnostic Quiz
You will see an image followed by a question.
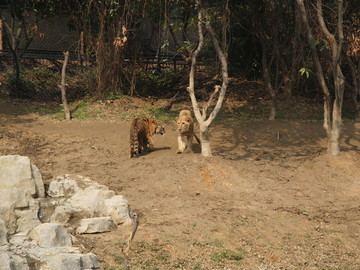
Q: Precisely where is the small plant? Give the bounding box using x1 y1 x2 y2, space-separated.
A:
212 239 224 248
210 249 246 263
70 101 90 119
114 256 125 264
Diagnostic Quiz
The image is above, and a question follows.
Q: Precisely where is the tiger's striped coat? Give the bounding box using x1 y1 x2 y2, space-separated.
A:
129 118 165 158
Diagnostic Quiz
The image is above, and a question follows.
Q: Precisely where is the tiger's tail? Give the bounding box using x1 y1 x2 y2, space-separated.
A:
130 121 140 158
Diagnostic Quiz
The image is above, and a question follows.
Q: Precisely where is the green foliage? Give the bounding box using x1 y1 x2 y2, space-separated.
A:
7 72 36 99
146 106 175 123
210 249 246 263
137 69 178 96
299 67 312 79
71 101 90 120
27 67 60 99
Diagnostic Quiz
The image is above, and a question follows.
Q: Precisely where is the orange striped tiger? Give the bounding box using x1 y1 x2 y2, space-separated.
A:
129 118 165 158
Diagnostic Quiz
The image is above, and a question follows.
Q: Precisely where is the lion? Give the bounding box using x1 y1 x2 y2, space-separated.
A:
175 110 200 154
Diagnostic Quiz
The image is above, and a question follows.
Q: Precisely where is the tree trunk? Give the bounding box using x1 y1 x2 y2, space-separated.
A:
200 124 212 157
296 0 345 156
261 41 277 120
187 0 229 157
60 52 71 121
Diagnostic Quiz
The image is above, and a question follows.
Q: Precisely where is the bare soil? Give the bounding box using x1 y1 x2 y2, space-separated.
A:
0 96 360 270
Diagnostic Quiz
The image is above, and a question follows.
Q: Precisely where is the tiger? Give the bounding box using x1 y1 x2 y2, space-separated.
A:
175 110 200 154
129 118 165 158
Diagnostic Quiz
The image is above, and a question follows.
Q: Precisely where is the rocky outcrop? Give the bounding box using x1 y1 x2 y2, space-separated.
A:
45 174 133 229
0 155 133 270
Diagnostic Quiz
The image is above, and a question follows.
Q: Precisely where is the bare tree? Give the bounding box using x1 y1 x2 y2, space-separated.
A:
59 51 71 121
187 0 229 157
296 0 345 155
1 2 37 97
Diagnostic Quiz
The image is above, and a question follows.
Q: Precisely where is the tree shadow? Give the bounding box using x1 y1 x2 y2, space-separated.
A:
210 120 360 160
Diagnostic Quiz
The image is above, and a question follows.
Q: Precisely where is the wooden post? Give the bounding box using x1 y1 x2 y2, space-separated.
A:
0 19 3 51
60 51 71 120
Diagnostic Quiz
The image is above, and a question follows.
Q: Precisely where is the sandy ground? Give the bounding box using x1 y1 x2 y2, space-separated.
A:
1 96 360 270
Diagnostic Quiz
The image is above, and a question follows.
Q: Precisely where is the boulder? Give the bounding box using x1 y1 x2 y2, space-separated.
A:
28 223 72 248
0 155 44 198
0 219 8 246
0 250 12 270
48 175 81 198
7 253 29 270
31 164 45 198
103 195 132 225
76 217 115 234
47 253 100 270
70 189 116 215
49 205 75 225
0 188 40 234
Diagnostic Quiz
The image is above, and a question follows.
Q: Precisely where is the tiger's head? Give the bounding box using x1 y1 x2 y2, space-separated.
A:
149 120 165 135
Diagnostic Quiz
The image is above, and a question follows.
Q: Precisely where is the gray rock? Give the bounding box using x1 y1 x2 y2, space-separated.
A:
28 223 72 248
103 195 132 225
15 198 41 234
0 218 8 246
49 205 75 225
47 253 100 270
48 175 80 198
0 250 12 270
0 188 40 234
31 164 45 198
70 189 116 215
8 253 30 270
0 155 37 197
76 217 115 234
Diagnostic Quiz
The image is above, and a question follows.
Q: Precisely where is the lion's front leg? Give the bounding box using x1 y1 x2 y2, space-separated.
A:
184 134 193 153
176 135 186 154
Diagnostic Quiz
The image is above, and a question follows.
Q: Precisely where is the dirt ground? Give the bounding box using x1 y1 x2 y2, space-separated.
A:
0 96 360 270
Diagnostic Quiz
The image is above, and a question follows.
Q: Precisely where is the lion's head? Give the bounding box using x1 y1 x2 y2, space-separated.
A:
176 116 192 134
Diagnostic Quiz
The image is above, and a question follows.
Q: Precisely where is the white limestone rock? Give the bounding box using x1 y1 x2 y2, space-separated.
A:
15 198 41 234
28 223 72 248
49 205 75 225
76 217 115 234
8 253 30 270
0 188 40 234
103 195 132 225
0 219 8 246
0 155 44 198
31 164 45 198
0 250 12 270
47 253 100 270
47 175 81 198
70 189 116 215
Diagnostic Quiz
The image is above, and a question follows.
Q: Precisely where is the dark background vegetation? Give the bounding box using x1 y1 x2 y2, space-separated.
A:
0 0 359 120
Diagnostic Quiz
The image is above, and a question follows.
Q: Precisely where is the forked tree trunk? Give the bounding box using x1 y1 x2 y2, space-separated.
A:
187 0 229 157
296 0 345 155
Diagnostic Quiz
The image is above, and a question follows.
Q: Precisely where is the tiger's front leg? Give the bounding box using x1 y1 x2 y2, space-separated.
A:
146 136 155 151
